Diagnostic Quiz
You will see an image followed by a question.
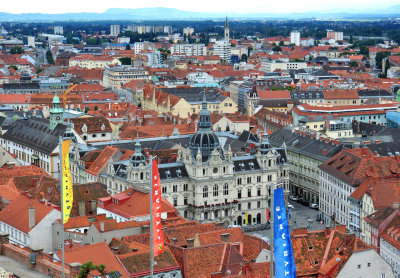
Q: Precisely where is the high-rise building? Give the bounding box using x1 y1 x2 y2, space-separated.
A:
163 26 173 34
183 27 194 37
290 30 301 46
54 26 63 35
214 40 231 62
110 25 120 37
224 16 230 42
326 30 344 41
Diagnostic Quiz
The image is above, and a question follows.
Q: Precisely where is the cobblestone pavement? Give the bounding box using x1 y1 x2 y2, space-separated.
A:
247 200 327 242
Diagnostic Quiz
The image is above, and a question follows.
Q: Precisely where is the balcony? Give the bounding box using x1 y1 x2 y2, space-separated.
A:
187 200 239 212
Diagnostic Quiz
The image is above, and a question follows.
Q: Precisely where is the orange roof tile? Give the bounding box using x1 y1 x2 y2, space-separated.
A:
0 195 58 233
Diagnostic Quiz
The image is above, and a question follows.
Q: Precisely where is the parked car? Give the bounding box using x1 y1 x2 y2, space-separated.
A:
310 203 319 209
289 195 300 201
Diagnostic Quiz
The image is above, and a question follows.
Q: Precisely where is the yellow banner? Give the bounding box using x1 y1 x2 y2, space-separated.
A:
62 140 73 224
245 211 248 224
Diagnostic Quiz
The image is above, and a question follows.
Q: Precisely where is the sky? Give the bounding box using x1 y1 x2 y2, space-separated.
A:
1 0 399 14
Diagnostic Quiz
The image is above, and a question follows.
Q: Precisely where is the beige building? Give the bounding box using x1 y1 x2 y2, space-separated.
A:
142 84 238 117
103 66 149 90
69 55 121 69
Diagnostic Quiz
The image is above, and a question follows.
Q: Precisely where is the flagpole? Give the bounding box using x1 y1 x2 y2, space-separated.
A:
270 182 274 278
149 155 154 278
59 136 65 278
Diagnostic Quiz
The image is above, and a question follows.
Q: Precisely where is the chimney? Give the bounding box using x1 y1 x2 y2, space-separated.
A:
78 201 85 216
220 233 230 242
322 149 327 156
141 225 150 233
171 238 178 245
186 238 194 248
29 207 35 229
100 222 104 232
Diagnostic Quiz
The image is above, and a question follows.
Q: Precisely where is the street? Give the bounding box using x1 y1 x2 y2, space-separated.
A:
247 201 326 242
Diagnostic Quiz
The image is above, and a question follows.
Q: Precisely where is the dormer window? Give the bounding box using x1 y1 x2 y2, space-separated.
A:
176 169 182 177
165 170 171 179
249 162 254 170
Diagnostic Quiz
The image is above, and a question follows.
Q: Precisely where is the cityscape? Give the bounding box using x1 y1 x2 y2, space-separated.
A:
0 1 399 277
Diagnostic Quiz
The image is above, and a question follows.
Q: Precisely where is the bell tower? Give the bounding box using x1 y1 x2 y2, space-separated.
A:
49 94 64 130
224 16 230 43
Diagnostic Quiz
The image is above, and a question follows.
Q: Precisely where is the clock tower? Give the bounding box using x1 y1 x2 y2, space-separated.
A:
49 94 64 130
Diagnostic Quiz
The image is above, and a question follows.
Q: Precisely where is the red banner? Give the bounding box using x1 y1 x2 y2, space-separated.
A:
152 160 165 257
266 209 270 222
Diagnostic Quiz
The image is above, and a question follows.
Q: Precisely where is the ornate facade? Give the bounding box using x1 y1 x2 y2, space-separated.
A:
71 96 289 225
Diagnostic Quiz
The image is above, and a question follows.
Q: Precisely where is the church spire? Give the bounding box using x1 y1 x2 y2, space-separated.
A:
224 15 230 43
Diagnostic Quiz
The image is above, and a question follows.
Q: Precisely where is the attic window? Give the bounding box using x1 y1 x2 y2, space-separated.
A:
314 261 319 265
165 170 171 179
176 169 182 177
249 162 254 170
308 246 313 250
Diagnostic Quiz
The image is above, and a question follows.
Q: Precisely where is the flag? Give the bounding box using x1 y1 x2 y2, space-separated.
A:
245 211 248 224
266 209 270 222
152 160 165 257
62 140 73 224
274 187 296 278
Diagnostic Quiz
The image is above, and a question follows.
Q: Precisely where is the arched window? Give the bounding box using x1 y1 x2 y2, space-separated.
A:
213 184 219 197
223 184 229 195
203 186 208 198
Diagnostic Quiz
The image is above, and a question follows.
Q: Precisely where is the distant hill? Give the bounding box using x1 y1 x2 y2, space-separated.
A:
0 6 399 22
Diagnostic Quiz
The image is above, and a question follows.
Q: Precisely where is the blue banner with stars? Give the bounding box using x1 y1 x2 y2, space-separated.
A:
274 187 296 278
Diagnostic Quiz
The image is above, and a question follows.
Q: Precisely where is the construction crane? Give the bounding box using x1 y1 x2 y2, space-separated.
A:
62 84 78 108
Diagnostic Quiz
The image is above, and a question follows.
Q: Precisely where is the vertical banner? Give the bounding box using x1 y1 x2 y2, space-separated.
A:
274 187 296 278
62 140 73 224
245 211 249 224
152 160 165 257
266 209 270 222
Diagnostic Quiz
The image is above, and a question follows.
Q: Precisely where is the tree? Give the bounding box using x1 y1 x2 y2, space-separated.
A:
84 107 89 113
10 46 24 54
279 40 284 46
272 45 282 52
78 261 107 278
350 61 358 68
94 106 99 110
359 45 369 56
125 43 131 50
8 65 18 71
119 57 132 65
46 50 55 65
241 53 248 63
247 46 253 57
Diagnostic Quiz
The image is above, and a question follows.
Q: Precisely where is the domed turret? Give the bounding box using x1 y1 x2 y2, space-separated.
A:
131 130 146 167
189 92 223 161
259 126 272 155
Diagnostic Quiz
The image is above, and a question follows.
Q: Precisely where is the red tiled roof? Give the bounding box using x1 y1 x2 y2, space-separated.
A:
71 116 112 135
98 188 177 219
319 148 400 187
86 146 119 176
258 90 291 100
56 242 129 277
0 194 58 233
323 89 359 99
380 215 400 250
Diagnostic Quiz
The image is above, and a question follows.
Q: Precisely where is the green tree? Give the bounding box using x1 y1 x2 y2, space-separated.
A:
279 40 284 46
119 57 132 65
46 50 55 65
241 53 248 62
350 61 358 68
10 46 24 54
125 43 131 50
8 65 18 71
359 45 369 56
272 45 282 52
94 106 99 110
247 46 253 57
